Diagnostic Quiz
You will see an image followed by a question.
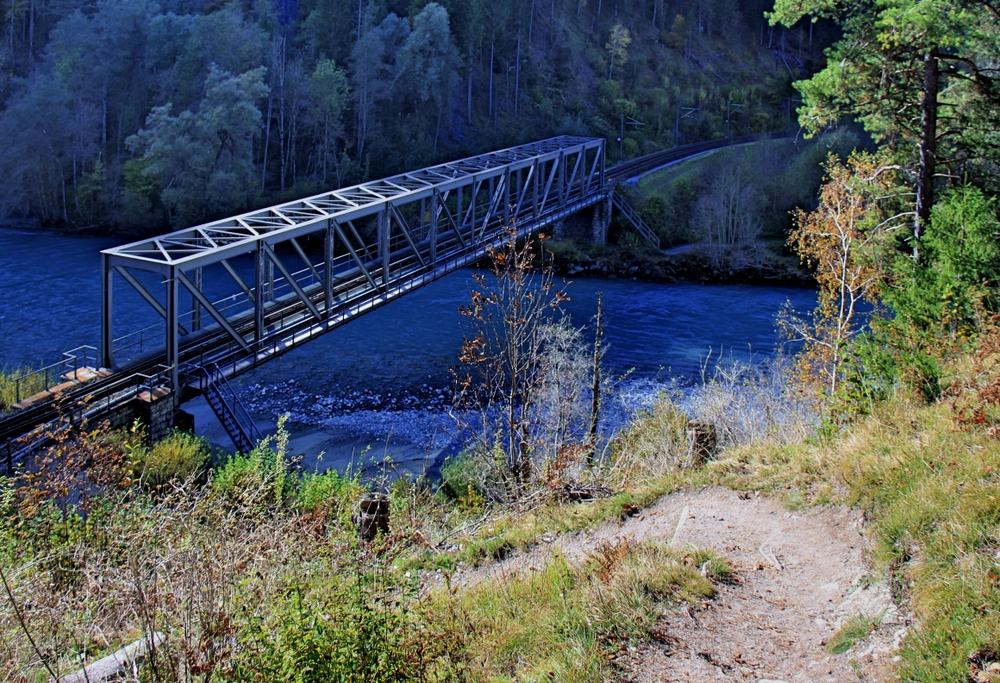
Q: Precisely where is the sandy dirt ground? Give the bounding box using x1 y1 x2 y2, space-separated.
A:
441 487 909 682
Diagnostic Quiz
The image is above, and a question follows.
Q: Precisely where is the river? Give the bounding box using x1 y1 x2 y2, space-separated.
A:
0 228 815 476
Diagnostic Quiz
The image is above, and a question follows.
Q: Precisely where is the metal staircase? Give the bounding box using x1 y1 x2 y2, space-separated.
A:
200 364 263 453
611 187 661 249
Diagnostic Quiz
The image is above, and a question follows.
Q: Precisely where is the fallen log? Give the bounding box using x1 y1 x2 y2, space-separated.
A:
60 632 166 683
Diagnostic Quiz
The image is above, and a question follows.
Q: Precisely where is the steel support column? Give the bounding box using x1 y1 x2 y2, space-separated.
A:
379 208 390 288
430 190 439 262
101 253 114 368
533 159 540 221
191 267 203 332
254 245 266 353
165 267 179 406
324 219 335 315
265 258 275 302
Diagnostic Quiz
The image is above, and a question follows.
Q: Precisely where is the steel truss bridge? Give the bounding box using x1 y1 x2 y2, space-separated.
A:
0 131 792 456
1 136 608 453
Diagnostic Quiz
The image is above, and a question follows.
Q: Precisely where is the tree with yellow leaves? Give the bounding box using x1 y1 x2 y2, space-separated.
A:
781 152 907 398
605 23 630 81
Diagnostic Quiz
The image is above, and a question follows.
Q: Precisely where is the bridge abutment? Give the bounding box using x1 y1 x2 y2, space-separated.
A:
103 387 192 444
551 195 611 245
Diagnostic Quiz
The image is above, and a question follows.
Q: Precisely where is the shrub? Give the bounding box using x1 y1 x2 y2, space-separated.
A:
211 415 292 512
135 430 210 489
436 453 489 514
226 571 425 683
296 468 363 523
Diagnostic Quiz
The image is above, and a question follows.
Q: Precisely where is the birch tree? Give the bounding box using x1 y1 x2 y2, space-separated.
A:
605 22 630 80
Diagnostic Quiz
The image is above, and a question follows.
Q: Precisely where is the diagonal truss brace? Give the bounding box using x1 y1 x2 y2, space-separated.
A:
389 204 428 270
265 246 323 322
176 271 251 352
115 266 190 336
333 222 380 291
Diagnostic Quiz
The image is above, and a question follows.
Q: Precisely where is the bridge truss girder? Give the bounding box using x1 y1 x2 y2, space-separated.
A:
101 136 606 400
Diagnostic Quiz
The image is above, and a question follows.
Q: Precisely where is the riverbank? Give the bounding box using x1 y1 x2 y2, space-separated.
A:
547 238 814 287
10 370 990 682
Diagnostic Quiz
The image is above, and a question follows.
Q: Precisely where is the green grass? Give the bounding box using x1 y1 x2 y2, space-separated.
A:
134 429 211 488
826 615 879 655
400 474 686 573
636 148 726 199
425 542 725 683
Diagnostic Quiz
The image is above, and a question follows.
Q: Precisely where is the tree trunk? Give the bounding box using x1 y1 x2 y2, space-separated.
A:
261 88 273 192
914 49 939 262
528 0 534 44
28 0 33 63
488 42 494 116
587 291 604 464
514 34 521 117
434 107 441 153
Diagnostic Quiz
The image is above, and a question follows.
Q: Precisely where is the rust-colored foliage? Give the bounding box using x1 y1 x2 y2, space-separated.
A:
944 323 1000 437
452 226 570 498
12 417 138 532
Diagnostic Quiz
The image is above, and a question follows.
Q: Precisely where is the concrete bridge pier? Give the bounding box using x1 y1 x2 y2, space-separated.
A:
551 194 612 245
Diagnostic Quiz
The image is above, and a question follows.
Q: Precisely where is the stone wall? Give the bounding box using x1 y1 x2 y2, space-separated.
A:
103 387 189 444
551 196 612 245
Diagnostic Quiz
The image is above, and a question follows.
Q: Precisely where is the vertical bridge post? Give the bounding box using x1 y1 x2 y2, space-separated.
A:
101 253 114 369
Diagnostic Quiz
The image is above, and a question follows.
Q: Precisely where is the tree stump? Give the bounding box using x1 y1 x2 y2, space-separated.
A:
353 493 390 542
686 419 718 467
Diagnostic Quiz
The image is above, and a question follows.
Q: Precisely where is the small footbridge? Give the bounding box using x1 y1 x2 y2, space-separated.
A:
0 132 786 456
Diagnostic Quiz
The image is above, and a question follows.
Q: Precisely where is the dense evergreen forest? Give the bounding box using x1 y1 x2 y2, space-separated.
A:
0 0 828 233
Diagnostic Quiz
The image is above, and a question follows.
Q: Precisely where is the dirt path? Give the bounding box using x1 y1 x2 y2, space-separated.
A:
445 487 908 682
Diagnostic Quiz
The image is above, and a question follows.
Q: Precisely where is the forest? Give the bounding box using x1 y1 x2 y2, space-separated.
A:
0 0 825 232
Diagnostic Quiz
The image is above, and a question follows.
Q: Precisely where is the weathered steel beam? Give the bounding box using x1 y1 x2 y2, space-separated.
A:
114 266 190 336
220 259 254 300
389 204 428 270
290 237 322 284
333 221 380 291
101 254 114 368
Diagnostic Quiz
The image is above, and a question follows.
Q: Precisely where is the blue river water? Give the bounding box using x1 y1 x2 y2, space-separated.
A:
0 228 815 383
0 228 815 468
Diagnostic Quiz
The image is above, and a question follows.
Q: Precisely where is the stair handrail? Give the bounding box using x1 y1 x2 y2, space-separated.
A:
611 187 661 249
200 363 263 452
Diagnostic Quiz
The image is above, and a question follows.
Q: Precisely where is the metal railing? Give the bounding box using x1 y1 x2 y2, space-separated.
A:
199 363 262 453
9 345 99 406
3 363 171 473
611 188 661 249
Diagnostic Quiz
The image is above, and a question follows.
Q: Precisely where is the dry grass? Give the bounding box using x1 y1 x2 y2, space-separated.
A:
700 395 1000 682
0 421 443 682
423 541 726 683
